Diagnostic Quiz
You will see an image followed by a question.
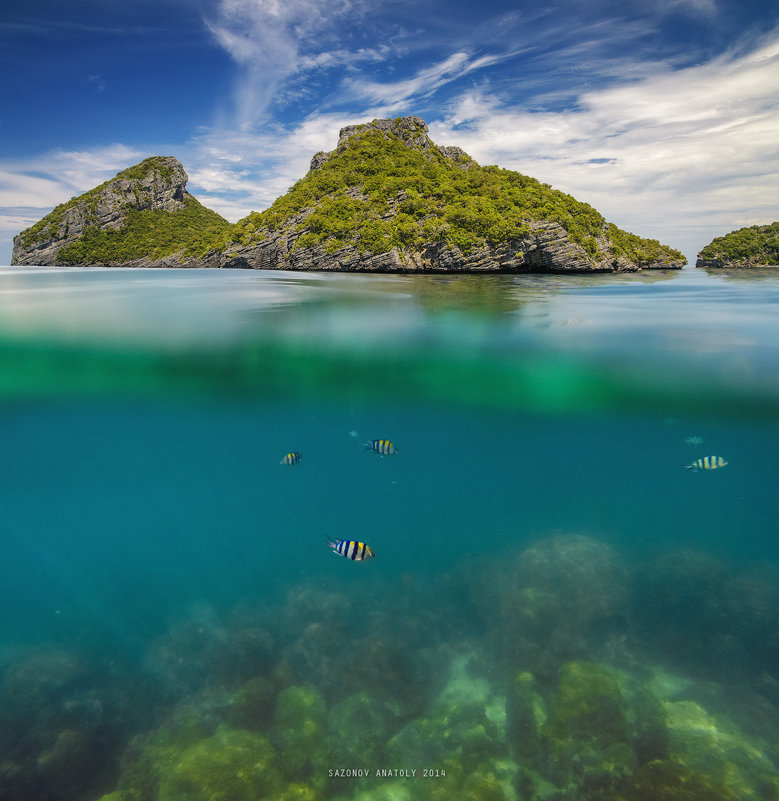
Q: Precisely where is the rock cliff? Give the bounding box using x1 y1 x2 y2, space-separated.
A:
13 117 686 273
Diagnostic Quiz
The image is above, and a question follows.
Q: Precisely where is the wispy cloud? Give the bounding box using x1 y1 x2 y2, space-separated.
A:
343 50 508 108
87 74 106 93
205 0 384 127
428 31 779 260
0 145 144 209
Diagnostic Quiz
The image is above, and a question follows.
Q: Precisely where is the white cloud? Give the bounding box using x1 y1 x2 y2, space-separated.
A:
205 0 380 127
345 51 473 105
0 144 145 211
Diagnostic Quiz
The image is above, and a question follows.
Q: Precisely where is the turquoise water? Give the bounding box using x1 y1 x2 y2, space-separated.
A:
0 265 778 801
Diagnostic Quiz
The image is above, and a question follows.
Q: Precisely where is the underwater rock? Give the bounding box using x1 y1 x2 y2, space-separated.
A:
222 666 291 732
327 692 399 766
281 588 352 680
344 636 436 720
548 661 629 745
209 626 276 688
272 686 327 780
480 534 630 676
113 724 283 801
157 726 282 801
662 700 779 801
629 759 741 801
281 581 439 720
386 654 508 775
507 660 677 800
538 661 635 791
0 645 155 801
506 671 545 760
144 615 226 697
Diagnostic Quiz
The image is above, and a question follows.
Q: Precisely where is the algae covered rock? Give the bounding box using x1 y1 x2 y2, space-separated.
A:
386 654 507 773
506 671 545 760
157 727 281 801
539 661 635 793
113 724 282 801
272 685 327 779
327 692 398 765
482 534 630 674
662 700 779 801
548 661 629 745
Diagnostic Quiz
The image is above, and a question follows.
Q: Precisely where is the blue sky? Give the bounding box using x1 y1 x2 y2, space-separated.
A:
1 0 778 264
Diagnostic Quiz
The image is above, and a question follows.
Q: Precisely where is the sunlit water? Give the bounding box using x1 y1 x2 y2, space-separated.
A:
0 265 777 801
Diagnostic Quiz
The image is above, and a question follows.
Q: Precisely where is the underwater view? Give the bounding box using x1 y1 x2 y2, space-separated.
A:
0 265 778 801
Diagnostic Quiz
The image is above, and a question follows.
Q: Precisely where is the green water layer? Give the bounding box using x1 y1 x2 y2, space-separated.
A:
2 333 776 419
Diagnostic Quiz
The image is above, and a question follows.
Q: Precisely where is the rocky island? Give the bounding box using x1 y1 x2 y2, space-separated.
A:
13 116 685 273
696 222 779 268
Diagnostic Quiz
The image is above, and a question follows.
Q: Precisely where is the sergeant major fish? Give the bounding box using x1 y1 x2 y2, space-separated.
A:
365 439 398 456
685 455 728 471
280 452 301 465
328 539 376 561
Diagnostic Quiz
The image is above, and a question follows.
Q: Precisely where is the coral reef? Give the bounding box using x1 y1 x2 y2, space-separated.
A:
4 535 778 801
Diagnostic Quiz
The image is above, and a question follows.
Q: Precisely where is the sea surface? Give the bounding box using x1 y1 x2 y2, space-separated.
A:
0 264 777 801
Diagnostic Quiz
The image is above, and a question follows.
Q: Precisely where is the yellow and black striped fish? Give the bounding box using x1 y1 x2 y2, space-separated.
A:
365 439 398 456
280 452 301 465
685 455 728 471
328 539 376 561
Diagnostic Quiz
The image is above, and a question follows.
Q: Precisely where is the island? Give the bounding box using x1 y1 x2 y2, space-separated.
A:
696 222 779 268
12 116 686 273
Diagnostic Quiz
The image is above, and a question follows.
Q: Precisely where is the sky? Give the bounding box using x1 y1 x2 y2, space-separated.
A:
1 0 778 265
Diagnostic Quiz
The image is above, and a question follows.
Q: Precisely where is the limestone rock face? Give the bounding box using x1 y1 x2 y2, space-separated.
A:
12 157 189 266
221 218 642 274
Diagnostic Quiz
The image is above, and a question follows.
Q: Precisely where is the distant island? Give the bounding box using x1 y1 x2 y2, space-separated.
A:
696 222 779 268
13 116 686 274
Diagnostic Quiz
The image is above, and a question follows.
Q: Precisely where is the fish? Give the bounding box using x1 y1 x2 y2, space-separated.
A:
685 436 704 446
365 439 398 456
280 452 302 465
685 455 728 471
328 539 376 561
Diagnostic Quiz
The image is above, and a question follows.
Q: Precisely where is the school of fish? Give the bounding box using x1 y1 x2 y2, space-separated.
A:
279 435 397 562
280 432 731 564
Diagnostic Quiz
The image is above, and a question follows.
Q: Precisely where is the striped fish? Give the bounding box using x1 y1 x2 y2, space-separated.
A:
685 455 728 471
328 539 376 561
280 452 301 465
685 435 704 446
365 439 398 456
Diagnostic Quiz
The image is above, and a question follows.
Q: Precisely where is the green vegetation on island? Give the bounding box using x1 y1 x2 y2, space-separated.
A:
230 120 682 267
56 197 231 264
697 222 779 267
13 118 685 271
